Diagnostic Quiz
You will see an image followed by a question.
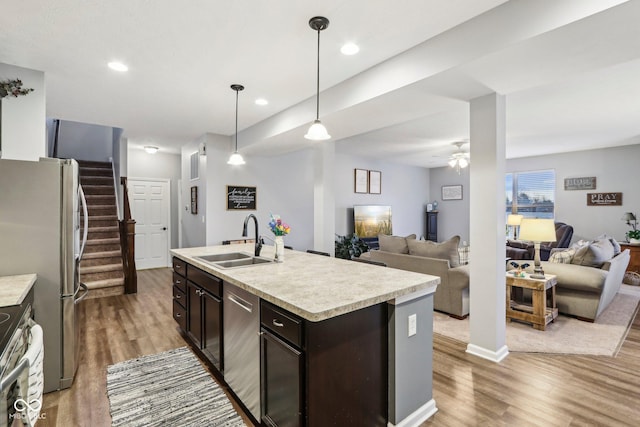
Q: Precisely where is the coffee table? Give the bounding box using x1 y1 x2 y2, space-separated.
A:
505 272 558 331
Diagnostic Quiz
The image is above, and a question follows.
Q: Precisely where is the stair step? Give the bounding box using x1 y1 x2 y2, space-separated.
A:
80 268 124 282
80 167 112 177
77 160 112 168
82 250 122 259
80 176 113 185
82 185 114 195
83 277 125 290
86 238 120 245
86 195 115 202
80 263 123 274
88 226 119 233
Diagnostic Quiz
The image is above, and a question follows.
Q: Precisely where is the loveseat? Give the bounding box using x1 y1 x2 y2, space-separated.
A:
359 234 470 318
509 236 630 321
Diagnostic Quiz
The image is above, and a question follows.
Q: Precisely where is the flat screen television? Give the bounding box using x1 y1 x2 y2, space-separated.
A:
354 205 392 238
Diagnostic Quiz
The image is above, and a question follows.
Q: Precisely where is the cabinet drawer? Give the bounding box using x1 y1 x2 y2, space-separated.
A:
173 284 186 309
172 257 186 276
187 266 222 297
173 272 186 294
261 301 303 348
173 299 187 331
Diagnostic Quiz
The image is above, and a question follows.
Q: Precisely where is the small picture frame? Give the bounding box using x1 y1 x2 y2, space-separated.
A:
368 170 381 194
442 184 463 201
190 186 198 214
427 203 433 212
354 169 368 193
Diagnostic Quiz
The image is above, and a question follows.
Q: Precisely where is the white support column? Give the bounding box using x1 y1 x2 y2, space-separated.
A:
313 142 335 255
467 93 509 362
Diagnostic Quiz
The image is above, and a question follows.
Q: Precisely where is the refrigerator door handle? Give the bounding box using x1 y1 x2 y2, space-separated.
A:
78 184 89 260
75 282 89 304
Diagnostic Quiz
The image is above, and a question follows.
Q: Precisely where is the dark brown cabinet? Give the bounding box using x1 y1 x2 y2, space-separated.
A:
426 211 438 242
261 302 304 427
172 257 223 372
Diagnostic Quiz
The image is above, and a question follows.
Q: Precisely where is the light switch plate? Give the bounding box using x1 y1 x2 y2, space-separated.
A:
408 314 417 337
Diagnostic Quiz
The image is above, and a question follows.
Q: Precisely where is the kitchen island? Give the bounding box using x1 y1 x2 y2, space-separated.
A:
171 244 439 427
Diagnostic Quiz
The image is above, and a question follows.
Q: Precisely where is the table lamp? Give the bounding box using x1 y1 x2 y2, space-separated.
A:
507 214 523 240
518 218 556 279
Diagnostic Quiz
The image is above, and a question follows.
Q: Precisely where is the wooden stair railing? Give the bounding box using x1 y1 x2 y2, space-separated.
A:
119 177 137 294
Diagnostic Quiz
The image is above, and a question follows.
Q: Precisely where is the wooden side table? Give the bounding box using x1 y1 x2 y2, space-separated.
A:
506 272 558 331
619 243 640 274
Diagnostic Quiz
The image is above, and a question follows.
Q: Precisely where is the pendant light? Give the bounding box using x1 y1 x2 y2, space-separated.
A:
227 84 246 165
304 16 331 141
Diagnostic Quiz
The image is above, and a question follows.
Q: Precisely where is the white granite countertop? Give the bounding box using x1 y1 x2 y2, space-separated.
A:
172 244 439 322
0 274 37 307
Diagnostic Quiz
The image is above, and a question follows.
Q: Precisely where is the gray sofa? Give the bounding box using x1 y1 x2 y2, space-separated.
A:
359 234 470 318
509 237 630 321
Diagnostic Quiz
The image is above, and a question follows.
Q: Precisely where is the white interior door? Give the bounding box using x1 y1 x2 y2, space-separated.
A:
128 178 170 270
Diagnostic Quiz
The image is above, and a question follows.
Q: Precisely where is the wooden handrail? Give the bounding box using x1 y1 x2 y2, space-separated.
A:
119 177 137 294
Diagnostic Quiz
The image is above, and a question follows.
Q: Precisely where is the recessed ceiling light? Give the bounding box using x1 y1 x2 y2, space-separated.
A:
340 43 359 55
108 61 128 72
255 98 268 106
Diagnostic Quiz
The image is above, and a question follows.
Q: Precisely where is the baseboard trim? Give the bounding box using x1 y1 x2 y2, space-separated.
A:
466 343 509 363
388 399 438 427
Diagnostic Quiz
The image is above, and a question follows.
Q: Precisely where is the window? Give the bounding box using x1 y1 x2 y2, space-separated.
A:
506 169 555 219
190 151 199 180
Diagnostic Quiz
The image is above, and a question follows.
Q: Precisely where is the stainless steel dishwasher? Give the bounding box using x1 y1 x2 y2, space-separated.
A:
223 282 261 421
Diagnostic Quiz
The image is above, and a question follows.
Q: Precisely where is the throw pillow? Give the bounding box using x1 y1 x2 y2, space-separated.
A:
378 234 416 254
571 238 615 268
407 235 461 267
549 247 576 264
597 233 621 256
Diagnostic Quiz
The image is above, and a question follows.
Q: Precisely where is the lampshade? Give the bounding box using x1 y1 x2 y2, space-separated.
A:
622 212 637 222
227 152 245 165
144 146 158 154
507 214 523 226
519 218 556 242
448 142 469 174
304 119 331 140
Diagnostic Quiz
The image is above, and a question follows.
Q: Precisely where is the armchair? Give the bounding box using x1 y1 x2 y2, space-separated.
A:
506 221 573 261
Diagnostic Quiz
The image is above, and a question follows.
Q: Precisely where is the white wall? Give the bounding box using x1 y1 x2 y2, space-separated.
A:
181 137 208 248
334 153 431 239
0 63 46 160
128 147 181 249
431 143 640 246
55 120 113 162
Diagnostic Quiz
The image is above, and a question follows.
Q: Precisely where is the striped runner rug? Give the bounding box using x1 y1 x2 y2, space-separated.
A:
106 347 246 426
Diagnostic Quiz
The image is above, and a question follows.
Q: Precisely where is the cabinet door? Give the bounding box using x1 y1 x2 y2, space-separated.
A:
202 291 222 371
186 281 202 348
426 211 438 242
261 329 304 427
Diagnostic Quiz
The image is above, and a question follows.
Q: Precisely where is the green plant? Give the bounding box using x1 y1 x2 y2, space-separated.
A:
334 233 370 260
628 229 640 240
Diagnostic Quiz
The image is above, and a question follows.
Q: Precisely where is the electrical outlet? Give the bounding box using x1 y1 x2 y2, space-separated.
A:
408 314 417 337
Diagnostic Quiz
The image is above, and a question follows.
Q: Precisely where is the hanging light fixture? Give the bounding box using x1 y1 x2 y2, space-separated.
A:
227 84 246 165
304 16 331 141
448 141 470 174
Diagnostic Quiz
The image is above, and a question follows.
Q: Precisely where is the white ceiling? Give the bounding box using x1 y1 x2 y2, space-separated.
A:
1 0 639 167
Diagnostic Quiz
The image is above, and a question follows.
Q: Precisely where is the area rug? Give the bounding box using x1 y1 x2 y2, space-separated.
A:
433 285 640 356
106 347 246 426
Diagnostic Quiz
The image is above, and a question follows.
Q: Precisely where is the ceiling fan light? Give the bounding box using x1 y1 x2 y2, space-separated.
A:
459 158 469 168
227 152 245 165
144 145 158 154
304 120 331 140
448 159 457 168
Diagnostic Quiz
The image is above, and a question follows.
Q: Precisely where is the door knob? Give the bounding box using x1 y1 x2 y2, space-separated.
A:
162 227 167 230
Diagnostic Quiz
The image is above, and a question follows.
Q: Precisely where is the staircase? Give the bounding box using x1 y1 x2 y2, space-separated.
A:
78 160 125 298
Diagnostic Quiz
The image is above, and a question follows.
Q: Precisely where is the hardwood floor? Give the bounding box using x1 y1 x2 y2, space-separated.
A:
39 268 640 426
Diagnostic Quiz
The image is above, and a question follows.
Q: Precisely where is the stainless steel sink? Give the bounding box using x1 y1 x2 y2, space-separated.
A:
214 257 274 269
195 252 274 269
196 252 252 262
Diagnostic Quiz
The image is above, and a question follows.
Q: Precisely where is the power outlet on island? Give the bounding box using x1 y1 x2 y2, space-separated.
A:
408 314 417 337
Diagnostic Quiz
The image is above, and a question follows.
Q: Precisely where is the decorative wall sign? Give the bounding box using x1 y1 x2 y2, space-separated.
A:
587 192 622 206
564 177 596 191
442 185 463 201
369 170 381 194
190 186 198 214
354 169 368 193
227 185 257 210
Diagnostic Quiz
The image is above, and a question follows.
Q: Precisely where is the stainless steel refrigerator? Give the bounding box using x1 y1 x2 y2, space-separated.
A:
0 157 88 393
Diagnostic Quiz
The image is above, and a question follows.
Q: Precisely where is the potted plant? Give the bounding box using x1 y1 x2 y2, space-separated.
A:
628 229 640 245
335 233 370 260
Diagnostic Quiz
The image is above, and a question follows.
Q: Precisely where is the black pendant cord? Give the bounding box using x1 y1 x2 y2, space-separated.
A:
235 89 239 151
315 28 320 121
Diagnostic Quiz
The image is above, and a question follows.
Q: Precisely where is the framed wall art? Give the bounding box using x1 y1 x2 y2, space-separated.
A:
442 184 463 201
368 170 381 194
354 169 368 193
227 185 257 210
190 186 198 214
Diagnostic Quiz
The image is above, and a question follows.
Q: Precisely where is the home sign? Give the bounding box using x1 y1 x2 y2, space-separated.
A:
586 192 622 206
